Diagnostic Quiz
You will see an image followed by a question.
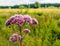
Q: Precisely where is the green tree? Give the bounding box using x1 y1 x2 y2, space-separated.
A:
34 2 40 8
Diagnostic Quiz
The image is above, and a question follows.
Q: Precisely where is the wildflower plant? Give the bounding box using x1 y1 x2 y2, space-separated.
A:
5 14 38 46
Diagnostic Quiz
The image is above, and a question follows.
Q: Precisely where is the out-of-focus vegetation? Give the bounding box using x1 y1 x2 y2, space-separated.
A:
0 8 60 46
0 2 60 8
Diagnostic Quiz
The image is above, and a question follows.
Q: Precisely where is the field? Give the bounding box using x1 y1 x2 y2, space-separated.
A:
0 8 60 46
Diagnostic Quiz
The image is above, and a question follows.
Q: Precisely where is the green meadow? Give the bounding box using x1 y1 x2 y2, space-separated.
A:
0 8 60 46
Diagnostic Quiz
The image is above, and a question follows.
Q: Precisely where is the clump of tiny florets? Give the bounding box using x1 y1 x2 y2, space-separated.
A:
24 15 32 23
31 18 38 25
5 14 38 26
5 14 25 26
5 14 38 45
14 14 25 25
9 33 18 43
24 29 30 34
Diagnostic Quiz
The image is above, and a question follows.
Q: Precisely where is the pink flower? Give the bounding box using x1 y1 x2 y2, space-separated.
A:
24 15 32 23
5 14 25 26
5 16 16 26
10 16 16 24
15 15 25 25
24 29 30 34
31 18 38 25
9 33 18 42
18 35 22 41
5 19 11 26
9 36 17 42
12 33 18 39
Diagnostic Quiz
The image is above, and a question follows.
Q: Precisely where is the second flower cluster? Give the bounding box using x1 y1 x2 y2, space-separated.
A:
9 29 30 43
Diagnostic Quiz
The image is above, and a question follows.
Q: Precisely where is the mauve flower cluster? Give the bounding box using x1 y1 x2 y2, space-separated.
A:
24 15 32 23
9 33 22 43
31 18 38 25
9 29 30 43
24 29 30 34
5 14 38 26
5 14 24 26
5 14 38 43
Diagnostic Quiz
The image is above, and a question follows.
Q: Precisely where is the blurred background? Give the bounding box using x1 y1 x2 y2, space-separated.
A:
0 0 60 8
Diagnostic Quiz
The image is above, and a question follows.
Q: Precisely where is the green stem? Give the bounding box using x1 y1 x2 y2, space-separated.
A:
19 25 23 46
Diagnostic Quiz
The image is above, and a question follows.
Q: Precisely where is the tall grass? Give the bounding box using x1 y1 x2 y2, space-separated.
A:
0 8 60 46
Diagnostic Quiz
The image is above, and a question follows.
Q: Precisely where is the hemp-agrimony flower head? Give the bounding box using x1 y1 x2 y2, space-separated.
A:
9 36 17 42
5 14 25 26
9 33 18 42
24 29 30 34
24 15 32 23
5 19 11 26
14 14 25 25
5 14 38 26
12 33 18 39
5 14 38 46
31 18 38 25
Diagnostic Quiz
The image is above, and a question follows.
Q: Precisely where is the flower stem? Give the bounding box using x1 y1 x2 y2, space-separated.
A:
19 25 23 46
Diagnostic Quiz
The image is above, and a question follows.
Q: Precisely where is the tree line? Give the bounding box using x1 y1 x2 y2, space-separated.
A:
0 2 60 8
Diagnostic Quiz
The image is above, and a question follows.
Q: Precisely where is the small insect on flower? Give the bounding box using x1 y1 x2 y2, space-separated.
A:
18 35 22 41
24 29 30 34
24 15 32 23
31 18 38 25
9 33 19 42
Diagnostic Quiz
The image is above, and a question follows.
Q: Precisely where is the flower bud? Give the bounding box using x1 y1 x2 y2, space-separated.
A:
9 36 17 42
12 33 18 39
24 29 30 34
31 18 38 25
9 33 18 42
